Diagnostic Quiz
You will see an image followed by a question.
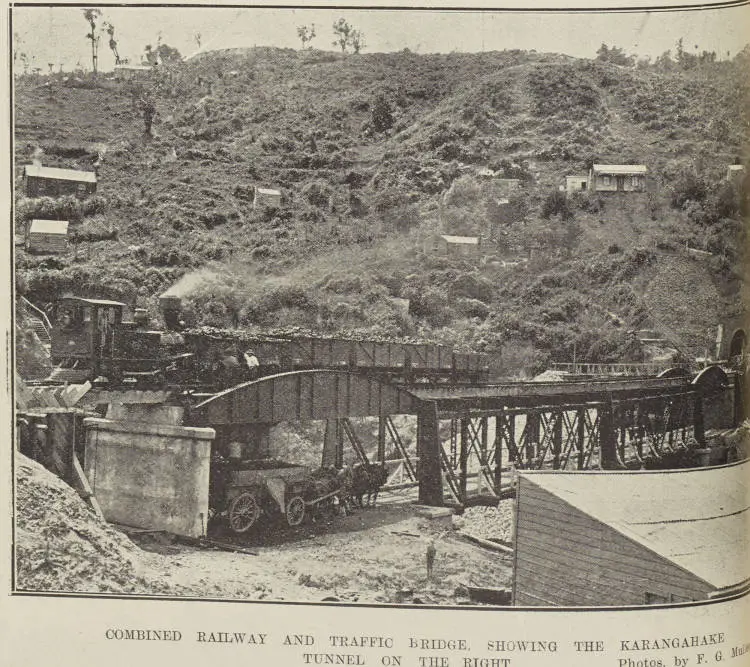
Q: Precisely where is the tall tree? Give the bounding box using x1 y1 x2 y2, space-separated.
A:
104 22 121 65
83 8 102 75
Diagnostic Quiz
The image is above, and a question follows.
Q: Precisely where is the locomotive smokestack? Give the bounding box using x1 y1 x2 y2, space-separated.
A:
159 294 183 330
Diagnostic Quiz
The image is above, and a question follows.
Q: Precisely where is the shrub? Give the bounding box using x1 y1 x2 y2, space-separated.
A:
81 195 108 216
301 180 333 208
405 286 452 327
670 170 709 208
370 94 394 133
541 189 574 220
570 191 604 213
457 297 490 320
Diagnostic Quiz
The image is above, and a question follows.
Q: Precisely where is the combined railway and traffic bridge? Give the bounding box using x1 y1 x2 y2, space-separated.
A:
185 364 742 507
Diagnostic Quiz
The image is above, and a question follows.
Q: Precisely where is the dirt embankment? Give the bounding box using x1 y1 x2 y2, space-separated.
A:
15 454 513 603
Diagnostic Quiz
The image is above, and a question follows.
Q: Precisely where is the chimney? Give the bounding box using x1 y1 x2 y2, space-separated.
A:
159 294 183 330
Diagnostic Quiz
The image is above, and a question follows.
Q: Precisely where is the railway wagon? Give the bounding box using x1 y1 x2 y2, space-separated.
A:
186 332 490 384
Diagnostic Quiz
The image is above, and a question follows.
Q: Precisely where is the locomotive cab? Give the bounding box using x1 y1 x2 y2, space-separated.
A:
50 297 125 378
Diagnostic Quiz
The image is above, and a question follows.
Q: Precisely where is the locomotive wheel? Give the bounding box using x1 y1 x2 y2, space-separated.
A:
285 496 306 527
228 492 260 533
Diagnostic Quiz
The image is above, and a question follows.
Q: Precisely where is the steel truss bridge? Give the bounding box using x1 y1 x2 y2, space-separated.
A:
184 365 740 507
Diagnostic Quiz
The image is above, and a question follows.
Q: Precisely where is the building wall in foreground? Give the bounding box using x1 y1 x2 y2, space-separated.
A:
513 477 713 606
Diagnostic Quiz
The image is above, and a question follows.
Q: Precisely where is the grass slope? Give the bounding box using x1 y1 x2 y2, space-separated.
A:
13 47 748 374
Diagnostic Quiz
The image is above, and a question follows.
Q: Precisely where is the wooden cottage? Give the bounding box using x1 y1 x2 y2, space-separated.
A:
424 234 481 258
513 463 749 607
113 64 153 81
727 164 746 185
565 175 588 195
23 164 97 198
26 219 69 253
253 187 282 210
588 164 647 193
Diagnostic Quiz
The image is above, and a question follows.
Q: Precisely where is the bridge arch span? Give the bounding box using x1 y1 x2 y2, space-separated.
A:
187 370 419 426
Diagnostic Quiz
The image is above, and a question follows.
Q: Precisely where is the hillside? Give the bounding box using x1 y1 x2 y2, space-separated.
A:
13 47 749 374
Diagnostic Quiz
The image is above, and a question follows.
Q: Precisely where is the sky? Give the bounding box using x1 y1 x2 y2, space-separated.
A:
11 3 750 73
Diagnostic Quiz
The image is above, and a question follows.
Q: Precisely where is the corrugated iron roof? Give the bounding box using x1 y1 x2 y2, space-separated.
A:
29 219 69 235
256 187 281 196
440 235 479 245
519 462 749 591
24 164 97 183
592 164 648 174
114 64 153 71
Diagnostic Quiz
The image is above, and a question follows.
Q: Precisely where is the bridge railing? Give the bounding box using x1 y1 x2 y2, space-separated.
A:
549 362 673 377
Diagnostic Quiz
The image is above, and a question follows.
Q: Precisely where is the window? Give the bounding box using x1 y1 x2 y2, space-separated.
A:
82 307 92 322
601 175 611 185
581 181 587 190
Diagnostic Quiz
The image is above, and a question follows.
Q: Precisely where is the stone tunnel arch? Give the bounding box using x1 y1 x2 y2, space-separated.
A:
729 329 746 358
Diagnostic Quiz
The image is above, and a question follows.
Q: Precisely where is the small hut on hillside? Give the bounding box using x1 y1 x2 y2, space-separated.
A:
26 219 69 253
727 164 746 186
253 187 281 210
564 175 588 194
424 234 481 259
113 64 153 81
23 164 97 198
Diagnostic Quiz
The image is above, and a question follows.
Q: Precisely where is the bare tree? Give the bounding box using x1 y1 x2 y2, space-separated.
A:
297 24 316 49
104 21 121 65
83 8 102 75
194 32 202 50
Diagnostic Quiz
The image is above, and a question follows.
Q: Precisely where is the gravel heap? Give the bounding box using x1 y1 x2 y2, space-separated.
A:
458 498 515 544
15 454 180 595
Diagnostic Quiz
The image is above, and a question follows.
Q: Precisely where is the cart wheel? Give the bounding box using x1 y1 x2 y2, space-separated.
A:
228 491 260 533
286 496 306 527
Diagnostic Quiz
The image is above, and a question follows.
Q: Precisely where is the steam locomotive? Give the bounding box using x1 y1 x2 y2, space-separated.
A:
46 294 492 389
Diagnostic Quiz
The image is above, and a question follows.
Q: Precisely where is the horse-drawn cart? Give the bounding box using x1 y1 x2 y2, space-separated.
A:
210 459 344 534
